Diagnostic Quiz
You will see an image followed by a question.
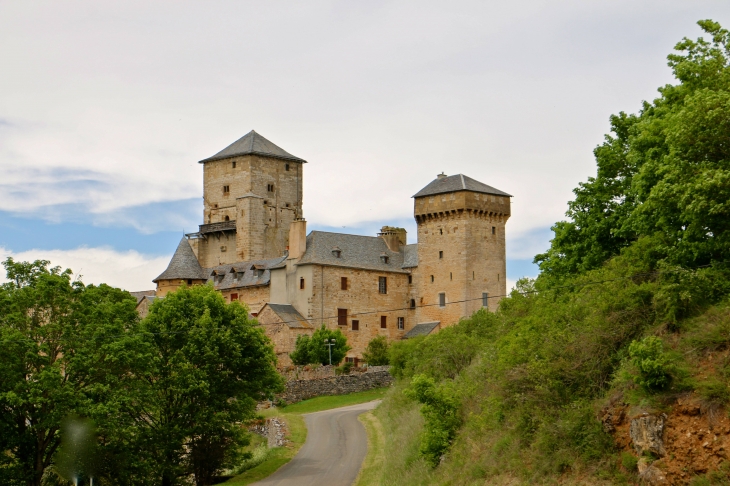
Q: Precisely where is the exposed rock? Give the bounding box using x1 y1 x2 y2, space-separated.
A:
637 457 650 474
630 413 667 457
640 464 667 484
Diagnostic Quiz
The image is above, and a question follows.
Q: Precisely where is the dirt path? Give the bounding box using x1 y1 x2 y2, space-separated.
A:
252 400 381 486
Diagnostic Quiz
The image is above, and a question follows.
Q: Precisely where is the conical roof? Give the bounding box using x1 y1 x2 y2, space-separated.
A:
413 174 511 198
153 238 206 282
199 130 306 164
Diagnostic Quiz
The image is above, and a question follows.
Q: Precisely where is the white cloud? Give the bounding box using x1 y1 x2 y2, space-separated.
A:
0 1 726 237
0 246 167 291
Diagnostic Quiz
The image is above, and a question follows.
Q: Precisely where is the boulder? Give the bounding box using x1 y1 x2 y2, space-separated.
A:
630 413 667 457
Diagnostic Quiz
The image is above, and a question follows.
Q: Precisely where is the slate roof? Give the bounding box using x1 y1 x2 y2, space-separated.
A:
413 174 512 198
204 255 288 291
129 290 156 304
261 303 313 329
404 321 440 339
199 130 306 164
402 244 418 268
153 238 207 282
296 231 410 273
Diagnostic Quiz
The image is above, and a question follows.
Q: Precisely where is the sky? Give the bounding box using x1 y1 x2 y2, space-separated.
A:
0 1 727 291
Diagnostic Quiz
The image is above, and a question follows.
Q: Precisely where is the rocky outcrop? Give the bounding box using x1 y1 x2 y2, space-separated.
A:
630 413 667 457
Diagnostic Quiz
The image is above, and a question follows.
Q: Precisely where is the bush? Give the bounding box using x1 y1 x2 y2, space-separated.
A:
628 336 673 391
289 325 351 366
621 451 638 472
335 362 353 375
363 336 390 365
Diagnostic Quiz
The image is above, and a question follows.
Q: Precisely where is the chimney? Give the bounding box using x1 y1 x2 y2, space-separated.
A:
289 219 307 260
378 226 407 252
437 172 447 179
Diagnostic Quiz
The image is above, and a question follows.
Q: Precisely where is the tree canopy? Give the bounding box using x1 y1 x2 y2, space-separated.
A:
535 20 730 282
289 325 350 366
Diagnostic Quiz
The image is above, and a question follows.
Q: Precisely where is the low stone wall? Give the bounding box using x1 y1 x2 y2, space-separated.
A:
278 369 393 404
278 364 392 382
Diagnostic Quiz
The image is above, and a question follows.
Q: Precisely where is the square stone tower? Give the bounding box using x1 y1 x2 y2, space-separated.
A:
413 173 511 325
193 130 306 267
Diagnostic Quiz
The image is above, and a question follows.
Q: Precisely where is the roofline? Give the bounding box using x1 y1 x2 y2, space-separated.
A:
412 188 513 198
216 282 270 290
198 152 307 164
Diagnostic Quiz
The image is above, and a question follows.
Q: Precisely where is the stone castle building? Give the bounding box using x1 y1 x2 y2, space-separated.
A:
148 130 511 365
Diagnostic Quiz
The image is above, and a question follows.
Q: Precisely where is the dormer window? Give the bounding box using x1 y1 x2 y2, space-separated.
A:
332 247 342 258
380 253 389 264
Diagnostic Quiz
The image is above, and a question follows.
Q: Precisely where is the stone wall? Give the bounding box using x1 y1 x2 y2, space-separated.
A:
277 367 393 404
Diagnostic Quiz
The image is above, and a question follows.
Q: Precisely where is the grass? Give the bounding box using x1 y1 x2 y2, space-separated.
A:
354 410 386 486
224 388 389 485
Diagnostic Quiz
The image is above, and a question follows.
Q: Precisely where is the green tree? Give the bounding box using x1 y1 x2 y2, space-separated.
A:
628 336 673 391
289 325 350 366
0 258 141 486
362 335 390 365
136 283 283 486
535 20 730 281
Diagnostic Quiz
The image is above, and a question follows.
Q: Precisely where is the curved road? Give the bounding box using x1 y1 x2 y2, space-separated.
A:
252 400 380 486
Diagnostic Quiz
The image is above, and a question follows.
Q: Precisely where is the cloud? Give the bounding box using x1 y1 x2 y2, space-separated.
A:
0 246 168 291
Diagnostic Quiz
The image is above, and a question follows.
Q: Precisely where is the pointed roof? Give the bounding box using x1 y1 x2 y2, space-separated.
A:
413 174 511 198
199 130 306 164
153 238 207 282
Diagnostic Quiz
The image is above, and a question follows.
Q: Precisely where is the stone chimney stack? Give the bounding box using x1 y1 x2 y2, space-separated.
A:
437 172 447 179
288 219 307 259
379 226 407 252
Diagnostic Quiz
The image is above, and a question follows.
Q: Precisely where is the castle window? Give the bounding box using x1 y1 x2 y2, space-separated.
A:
430 275 434 283
341 277 348 290
224 216 230 221
440 228 443 235
352 320 359 331
380 253 389 264
473 271 475 280
450 272 452 281
492 226 496 234
267 184 274 192
439 293 446 307
299 277 305 289
285 163 290 171
380 316 387 329
286 203 290 208
410 299 416 309
408 275 412 284
482 293 489 307
439 251 443 259
398 317 404 330
338 308 348 326
332 247 341 258
223 185 230 194
187 279 192 285
378 277 387 294
232 161 236 168
231 293 238 301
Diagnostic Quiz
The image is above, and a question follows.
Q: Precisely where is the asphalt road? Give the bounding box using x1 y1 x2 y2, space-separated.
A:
252 400 381 486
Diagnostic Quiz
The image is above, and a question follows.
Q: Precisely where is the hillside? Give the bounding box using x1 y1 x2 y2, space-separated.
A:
367 20 730 485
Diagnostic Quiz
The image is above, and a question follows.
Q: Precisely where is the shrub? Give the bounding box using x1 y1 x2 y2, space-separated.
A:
363 335 390 365
628 336 673 391
335 362 353 375
289 325 351 366
621 451 638 472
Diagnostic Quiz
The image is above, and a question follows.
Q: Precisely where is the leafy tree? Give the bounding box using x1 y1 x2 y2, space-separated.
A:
0 258 141 486
362 335 390 365
289 325 350 366
535 20 730 281
135 283 283 486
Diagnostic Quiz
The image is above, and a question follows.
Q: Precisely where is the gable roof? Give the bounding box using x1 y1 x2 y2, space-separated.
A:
199 130 306 164
204 255 288 290
260 303 313 329
297 231 410 273
404 321 440 338
413 174 511 198
153 238 207 282
402 244 418 268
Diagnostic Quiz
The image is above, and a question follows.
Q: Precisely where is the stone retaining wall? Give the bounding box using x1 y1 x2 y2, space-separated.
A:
277 369 393 404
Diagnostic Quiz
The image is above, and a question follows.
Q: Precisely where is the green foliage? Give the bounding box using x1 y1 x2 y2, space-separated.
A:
697 378 730 406
134 283 283 486
362 335 390 366
628 336 673 391
621 452 638 472
289 325 350 366
535 20 730 282
335 361 353 375
406 375 461 467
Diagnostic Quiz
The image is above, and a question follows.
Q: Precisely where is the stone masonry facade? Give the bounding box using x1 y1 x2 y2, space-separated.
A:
147 131 511 366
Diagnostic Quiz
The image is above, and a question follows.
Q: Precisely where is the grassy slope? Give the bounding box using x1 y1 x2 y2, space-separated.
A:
359 246 730 485
225 388 388 485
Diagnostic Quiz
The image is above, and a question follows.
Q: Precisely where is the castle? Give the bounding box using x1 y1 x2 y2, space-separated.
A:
142 130 511 365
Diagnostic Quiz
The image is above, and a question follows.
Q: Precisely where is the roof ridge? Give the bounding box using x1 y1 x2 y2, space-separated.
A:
460 173 466 190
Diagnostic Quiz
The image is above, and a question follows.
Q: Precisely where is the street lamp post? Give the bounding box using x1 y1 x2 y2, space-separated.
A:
324 338 336 365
